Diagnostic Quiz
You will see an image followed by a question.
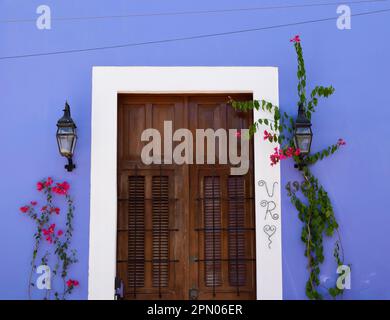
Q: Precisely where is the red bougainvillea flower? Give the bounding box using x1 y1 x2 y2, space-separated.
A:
42 224 56 243
53 181 70 195
50 207 60 215
235 130 241 138
30 201 37 206
43 224 55 236
337 138 346 146
41 206 47 212
37 182 44 191
45 177 53 187
269 146 301 166
270 148 281 166
62 181 70 191
57 230 63 237
285 147 294 157
20 206 29 213
52 186 64 195
290 35 301 43
66 279 79 288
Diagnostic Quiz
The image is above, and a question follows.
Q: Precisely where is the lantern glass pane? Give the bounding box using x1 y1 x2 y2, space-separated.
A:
57 127 74 134
296 127 311 134
295 135 311 154
57 135 73 157
56 127 77 157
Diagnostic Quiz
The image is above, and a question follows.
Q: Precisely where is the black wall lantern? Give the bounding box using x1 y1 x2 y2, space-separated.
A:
294 103 313 156
56 101 77 172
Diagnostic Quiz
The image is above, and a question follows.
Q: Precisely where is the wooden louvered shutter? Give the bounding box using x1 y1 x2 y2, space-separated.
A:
203 176 222 287
127 175 145 289
227 176 247 287
117 168 185 299
152 175 169 288
189 169 255 300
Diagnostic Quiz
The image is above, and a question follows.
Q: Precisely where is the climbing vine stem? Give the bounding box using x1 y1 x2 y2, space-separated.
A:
230 35 349 299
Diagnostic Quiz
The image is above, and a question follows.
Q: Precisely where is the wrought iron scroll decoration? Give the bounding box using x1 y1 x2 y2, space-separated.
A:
263 225 277 249
258 180 278 198
260 200 279 221
258 179 279 249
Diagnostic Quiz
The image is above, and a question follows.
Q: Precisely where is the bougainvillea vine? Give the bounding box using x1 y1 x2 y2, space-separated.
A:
230 35 349 299
19 177 78 300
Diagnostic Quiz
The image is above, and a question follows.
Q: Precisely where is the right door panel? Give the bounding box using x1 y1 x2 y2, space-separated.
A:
188 95 256 300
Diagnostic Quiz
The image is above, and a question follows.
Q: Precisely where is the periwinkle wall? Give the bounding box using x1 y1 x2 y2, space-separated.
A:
0 0 389 299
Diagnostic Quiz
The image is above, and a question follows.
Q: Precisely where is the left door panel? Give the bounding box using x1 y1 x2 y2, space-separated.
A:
117 95 188 300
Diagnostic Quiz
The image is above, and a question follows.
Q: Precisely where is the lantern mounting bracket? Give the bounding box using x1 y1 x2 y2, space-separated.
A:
65 157 76 172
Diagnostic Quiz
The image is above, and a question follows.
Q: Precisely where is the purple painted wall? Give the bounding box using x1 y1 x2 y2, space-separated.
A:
0 0 389 299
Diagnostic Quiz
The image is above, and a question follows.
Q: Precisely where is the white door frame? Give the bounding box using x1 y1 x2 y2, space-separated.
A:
88 67 282 300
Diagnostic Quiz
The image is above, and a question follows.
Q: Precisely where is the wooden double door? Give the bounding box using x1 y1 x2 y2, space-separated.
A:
117 94 256 300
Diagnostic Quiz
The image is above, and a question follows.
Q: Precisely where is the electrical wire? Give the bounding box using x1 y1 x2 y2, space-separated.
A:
0 0 387 24
0 8 389 61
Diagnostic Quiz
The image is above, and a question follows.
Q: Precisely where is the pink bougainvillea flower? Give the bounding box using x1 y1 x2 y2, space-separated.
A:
235 130 241 138
290 35 301 43
20 206 29 213
269 146 301 166
62 181 70 191
43 224 55 235
270 155 279 166
270 148 281 166
66 279 79 288
263 130 273 141
337 138 346 146
50 207 60 215
43 224 56 242
30 201 37 206
37 182 44 191
57 230 63 237
52 187 60 194
45 177 53 187
285 147 294 157
53 181 70 195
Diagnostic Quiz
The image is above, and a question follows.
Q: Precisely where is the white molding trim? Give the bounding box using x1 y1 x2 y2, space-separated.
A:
89 67 282 300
